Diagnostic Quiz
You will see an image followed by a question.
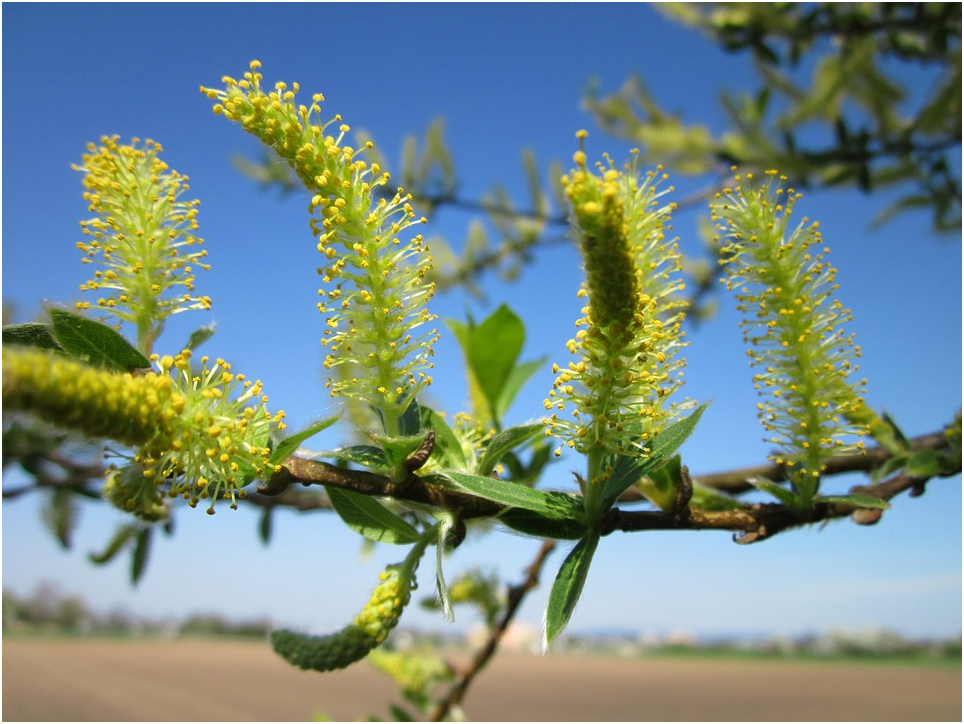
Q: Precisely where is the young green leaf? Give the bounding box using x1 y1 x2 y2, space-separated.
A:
389 705 416 722
374 434 431 477
904 448 951 477
816 494 891 510
449 304 539 426
689 483 743 511
48 308 150 371
397 397 423 437
434 513 457 622
494 356 547 422
870 454 908 483
258 506 273 546
476 422 545 478
131 527 153 585
635 455 684 512
2 322 61 351
268 415 340 466
599 404 708 510
429 470 582 520
320 444 389 471
646 403 708 463
468 304 525 414
499 509 588 540
420 407 469 471
185 323 216 351
326 486 421 545
43 488 77 549
749 478 801 508
89 524 141 565
544 532 599 649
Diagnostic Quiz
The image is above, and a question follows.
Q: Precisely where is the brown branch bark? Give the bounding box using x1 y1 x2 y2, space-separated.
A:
667 431 948 495
429 539 556 722
607 470 935 543
6 427 955 540
256 431 956 544
252 429 954 515
259 457 503 519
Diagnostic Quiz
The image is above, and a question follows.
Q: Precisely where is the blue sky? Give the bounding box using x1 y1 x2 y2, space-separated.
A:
2 4 961 640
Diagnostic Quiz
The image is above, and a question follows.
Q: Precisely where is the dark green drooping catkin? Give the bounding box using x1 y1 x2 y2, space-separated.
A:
270 564 412 672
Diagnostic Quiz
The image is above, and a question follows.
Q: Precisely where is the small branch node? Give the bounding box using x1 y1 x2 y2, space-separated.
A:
404 430 436 473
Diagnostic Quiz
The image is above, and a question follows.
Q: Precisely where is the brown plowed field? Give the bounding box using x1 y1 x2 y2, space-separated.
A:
2 638 960 721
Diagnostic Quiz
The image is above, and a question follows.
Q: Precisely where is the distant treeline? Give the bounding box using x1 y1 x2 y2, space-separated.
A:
2 584 270 638
4 583 961 663
560 631 962 662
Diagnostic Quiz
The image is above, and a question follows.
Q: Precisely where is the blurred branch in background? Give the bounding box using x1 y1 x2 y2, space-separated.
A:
230 2 960 319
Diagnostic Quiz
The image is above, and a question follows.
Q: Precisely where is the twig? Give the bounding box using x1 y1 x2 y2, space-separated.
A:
609 470 935 543
6 428 955 537
429 539 556 722
260 456 504 519
632 431 949 496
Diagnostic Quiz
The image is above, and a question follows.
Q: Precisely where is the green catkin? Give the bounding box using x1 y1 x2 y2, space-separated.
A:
201 61 439 435
73 135 211 355
2 348 177 448
2 346 285 514
712 170 868 505
270 564 413 672
543 133 689 480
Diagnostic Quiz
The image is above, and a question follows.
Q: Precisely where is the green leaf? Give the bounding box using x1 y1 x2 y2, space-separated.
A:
447 315 489 420
476 422 545 478
870 454 907 483
904 448 949 477
816 494 891 510
89 524 140 565
420 407 469 471
268 415 340 466
689 483 743 512
494 357 547 422
2 322 61 351
185 323 216 351
647 403 708 464
131 527 153 585
397 398 422 436
510 440 555 487
434 514 457 622
42 488 77 549
635 455 683 512
429 470 582 520
599 404 708 511
326 486 421 545
48 308 150 372
544 532 599 649
374 434 429 476
321 444 389 471
258 507 273 546
499 509 588 540
749 478 800 508
469 304 525 416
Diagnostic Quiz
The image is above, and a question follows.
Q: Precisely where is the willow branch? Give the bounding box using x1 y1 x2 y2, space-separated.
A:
606 469 940 543
430 539 556 722
4 426 955 538
676 431 948 495
258 456 504 519
259 434 956 543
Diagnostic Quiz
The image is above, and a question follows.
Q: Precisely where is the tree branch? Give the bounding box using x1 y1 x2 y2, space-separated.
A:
687 431 949 495
258 456 504 519
429 539 556 722
607 469 940 543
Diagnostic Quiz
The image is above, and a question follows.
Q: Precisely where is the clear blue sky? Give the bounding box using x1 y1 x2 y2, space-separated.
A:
3 4 961 640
